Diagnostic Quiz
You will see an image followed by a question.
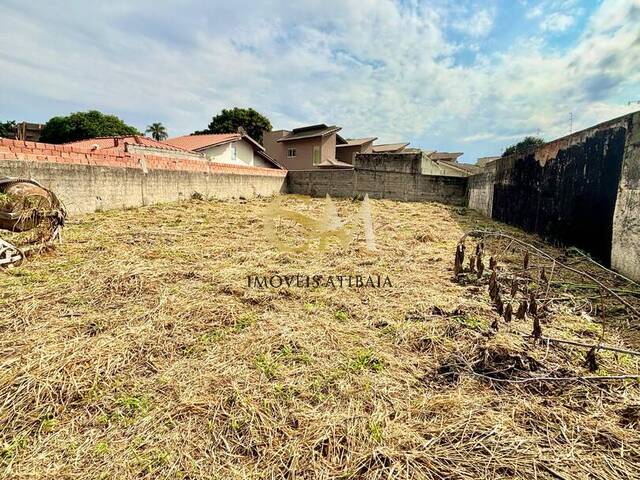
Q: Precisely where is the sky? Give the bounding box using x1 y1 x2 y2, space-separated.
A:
1 0 639 162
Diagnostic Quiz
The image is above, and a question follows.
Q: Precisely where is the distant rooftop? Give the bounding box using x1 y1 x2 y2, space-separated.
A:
372 142 410 153
430 152 464 161
336 137 378 147
277 124 343 143
66 135 193 153
164 133 242 152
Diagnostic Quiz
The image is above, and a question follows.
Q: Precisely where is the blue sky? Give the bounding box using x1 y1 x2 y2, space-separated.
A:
1 0 639 162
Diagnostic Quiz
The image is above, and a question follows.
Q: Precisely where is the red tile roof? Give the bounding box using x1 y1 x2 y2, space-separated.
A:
163 133 241 151
66 135 193 153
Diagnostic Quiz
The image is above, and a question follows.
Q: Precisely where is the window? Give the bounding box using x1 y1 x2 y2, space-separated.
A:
312 145 321 166
287 148 296 158
231 143 237 162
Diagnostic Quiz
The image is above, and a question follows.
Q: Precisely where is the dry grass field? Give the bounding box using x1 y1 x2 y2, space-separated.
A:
1 195 639 479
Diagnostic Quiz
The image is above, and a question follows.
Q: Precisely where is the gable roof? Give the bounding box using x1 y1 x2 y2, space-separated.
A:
372 142 410 153
66 135 194 153
163 133 242 151
164 133 283 169
276 124 342 142
336 137 378 147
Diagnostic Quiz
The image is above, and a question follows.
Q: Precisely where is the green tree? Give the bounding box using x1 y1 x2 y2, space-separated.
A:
502 136 546 157
145 122 168 141
40 110 139 144
196 107 272 144
0 120 16 139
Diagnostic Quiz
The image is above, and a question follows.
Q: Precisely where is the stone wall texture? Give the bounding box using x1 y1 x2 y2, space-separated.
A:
611 113 640 281
467 111 640 280
0 137 286 215
287 153 468 205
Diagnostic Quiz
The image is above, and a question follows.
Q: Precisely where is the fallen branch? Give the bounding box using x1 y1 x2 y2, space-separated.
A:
519 333 640 357
467 371 640 384
459 230 640 318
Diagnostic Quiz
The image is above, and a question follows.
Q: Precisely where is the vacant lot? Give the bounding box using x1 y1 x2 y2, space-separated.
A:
1 195 639 479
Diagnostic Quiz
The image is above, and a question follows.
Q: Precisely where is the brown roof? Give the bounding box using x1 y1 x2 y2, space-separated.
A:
66 135 193 153
336 137 377 147
371 142 410 153
277 124 342 142
163 133 241 151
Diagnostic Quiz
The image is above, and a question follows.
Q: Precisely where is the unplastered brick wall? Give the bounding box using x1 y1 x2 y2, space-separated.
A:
0 137 286 214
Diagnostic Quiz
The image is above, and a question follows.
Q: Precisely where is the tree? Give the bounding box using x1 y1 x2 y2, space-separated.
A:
502 136 546 157
0 120 16 139
39 110 139 144
145 122 168 141
196 107 272 144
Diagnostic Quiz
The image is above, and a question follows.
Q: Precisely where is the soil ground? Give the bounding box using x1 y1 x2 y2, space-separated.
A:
1 195 639 479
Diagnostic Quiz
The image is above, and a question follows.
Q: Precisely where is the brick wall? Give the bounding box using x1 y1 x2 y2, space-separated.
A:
0 137 286 215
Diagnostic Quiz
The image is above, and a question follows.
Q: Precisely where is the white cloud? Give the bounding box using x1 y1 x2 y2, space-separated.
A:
540 12 575 31
526 6 544 18
0 0 638 160
452 8 495 38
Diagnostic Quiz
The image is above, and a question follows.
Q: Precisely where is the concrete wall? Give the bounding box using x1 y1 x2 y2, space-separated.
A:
467 166 495 217
421 157 471 177
287 152 467 205
466 111 640 275
0 137 286 215
611 112 640 281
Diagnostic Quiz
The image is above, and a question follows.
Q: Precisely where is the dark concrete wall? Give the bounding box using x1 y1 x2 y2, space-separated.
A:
287 153 468 205
468 112 638 268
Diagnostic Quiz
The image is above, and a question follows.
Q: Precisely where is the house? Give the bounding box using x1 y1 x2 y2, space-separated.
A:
371 142 410 153
16 122 45 142
164 133 282 169
263 124 352 170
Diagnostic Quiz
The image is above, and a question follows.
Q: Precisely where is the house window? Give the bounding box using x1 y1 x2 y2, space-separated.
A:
231 143 237 162
287 148 296 158
312 145 321 166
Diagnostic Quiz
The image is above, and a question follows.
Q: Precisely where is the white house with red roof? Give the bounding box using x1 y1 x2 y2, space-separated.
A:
163 133 282 169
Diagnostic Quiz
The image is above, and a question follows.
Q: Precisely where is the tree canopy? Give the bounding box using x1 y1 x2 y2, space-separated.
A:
196 108 272 144
40 110 139 144
502 136 546 157
146 122 168 141
0 120 16 139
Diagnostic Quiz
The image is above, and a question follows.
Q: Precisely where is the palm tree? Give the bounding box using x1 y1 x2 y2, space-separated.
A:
145 122 168 141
